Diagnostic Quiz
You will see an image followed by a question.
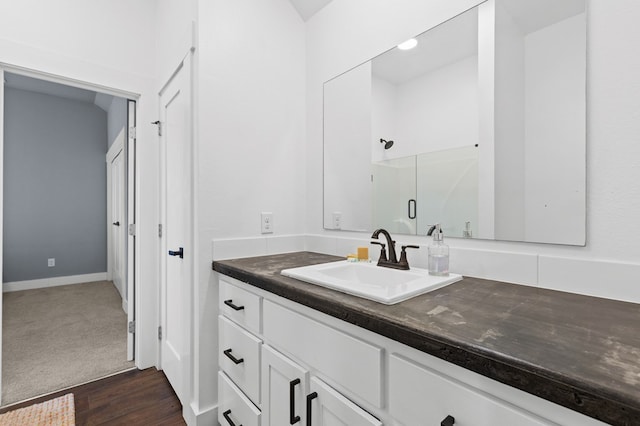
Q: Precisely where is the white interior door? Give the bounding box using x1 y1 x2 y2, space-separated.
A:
126 100 136 361
110 148 125 301
159 58 192 404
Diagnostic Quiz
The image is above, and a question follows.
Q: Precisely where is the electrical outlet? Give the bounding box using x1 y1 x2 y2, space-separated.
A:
261 212 274 234
48 258 55 267
333 212 342 230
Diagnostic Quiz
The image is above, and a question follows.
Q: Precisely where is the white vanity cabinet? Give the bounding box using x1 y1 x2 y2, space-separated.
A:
218 274 605 426
219 277 384 426
218 279 263 426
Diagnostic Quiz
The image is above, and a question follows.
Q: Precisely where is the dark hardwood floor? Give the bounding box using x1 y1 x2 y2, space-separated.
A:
0 368 186 425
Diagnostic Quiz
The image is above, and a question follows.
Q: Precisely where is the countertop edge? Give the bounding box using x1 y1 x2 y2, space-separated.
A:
213 254 640 425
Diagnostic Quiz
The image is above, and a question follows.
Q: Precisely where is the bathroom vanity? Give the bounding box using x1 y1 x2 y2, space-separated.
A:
213 252 639 426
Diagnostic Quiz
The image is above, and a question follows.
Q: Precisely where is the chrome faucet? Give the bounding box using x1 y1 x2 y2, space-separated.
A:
371 228 419 270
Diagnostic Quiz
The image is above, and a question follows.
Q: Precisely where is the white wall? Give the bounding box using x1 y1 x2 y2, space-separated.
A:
195 0 306 422
394 56 479 158
494 0 525 241
524 13 586 244
0 0 159 369
324 62 372 231
306 0 640 302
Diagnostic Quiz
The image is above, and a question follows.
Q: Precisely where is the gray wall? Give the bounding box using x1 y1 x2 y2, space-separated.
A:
107 96 127 150
3 87 108 282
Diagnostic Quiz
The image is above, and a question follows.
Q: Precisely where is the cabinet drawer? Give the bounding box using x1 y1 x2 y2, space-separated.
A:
263 300 383 408
220 279 261 334
219 315 262 405
219 371 261 426
389 354 549 426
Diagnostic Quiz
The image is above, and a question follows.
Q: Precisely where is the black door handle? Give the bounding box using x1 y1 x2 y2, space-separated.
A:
408 199 416 219
223 348 244 365
306 392 318 426
441 415 455 426
290 378 301 424
223 409 242 426
112 221 120 226
224 299 245 311
168 247 183 258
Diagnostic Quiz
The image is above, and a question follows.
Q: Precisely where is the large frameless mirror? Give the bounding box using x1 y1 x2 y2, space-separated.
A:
323 0 586 245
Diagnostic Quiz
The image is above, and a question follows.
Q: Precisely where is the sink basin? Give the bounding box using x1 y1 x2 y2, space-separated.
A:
281 261 462 304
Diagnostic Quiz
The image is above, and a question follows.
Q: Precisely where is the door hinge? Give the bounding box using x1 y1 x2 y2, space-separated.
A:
158 224 163 238
158 326 163 340
128 321 135 334
152 120 162 136
128 223 136 236
128 126 137 139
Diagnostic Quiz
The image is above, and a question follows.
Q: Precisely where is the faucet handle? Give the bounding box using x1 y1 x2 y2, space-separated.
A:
398 245 420 270
370 241 387 262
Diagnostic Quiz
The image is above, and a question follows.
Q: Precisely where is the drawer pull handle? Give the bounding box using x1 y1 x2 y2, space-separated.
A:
306 392 318 426
290 378 301 424
441 415 455 426
223 409 242 426
223 348 244 364
224 299 245 311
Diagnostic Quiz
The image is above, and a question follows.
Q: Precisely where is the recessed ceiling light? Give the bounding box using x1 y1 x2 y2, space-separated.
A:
397 38 418 50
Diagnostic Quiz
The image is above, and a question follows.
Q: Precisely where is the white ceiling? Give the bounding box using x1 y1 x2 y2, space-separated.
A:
373 7 478 85
288 0 333 21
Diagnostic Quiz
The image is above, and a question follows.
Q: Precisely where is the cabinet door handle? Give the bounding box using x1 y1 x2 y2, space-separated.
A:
223 348 244 364
441 415 455 426
223 409 242 426
306 392 318 426
289 378 301 424
224 299 245 311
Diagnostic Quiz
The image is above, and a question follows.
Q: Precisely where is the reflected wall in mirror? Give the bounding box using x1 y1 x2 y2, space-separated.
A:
323 0 586 245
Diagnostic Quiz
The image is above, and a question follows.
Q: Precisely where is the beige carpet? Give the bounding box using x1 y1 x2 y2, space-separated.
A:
2 281 134 406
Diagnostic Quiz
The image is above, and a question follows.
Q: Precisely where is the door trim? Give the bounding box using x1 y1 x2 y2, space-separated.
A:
0 64 140 402
0 68 5 404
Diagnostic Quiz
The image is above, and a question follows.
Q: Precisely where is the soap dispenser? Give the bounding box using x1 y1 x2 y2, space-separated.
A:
427 224 449 276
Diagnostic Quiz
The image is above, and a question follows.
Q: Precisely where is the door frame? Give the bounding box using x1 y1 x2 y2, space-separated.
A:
0 63 140 403
157 50 197 407
106 133 125 305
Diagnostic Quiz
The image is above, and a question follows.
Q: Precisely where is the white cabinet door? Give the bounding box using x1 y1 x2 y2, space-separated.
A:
262 344 309 426
308 377 382 426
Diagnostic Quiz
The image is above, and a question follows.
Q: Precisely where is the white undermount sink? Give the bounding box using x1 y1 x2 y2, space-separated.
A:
281 260 462 305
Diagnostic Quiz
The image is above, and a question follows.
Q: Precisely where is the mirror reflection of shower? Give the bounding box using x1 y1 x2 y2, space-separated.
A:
380 138 394 149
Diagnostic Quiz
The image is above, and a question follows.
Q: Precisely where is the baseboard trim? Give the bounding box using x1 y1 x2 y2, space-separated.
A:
2 272 108 292
185 401 217 426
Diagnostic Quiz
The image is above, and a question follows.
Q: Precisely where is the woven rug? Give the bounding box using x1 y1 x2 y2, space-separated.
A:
0 393 74 426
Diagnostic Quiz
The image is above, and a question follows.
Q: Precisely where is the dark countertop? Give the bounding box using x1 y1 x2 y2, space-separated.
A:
213 252 640 425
